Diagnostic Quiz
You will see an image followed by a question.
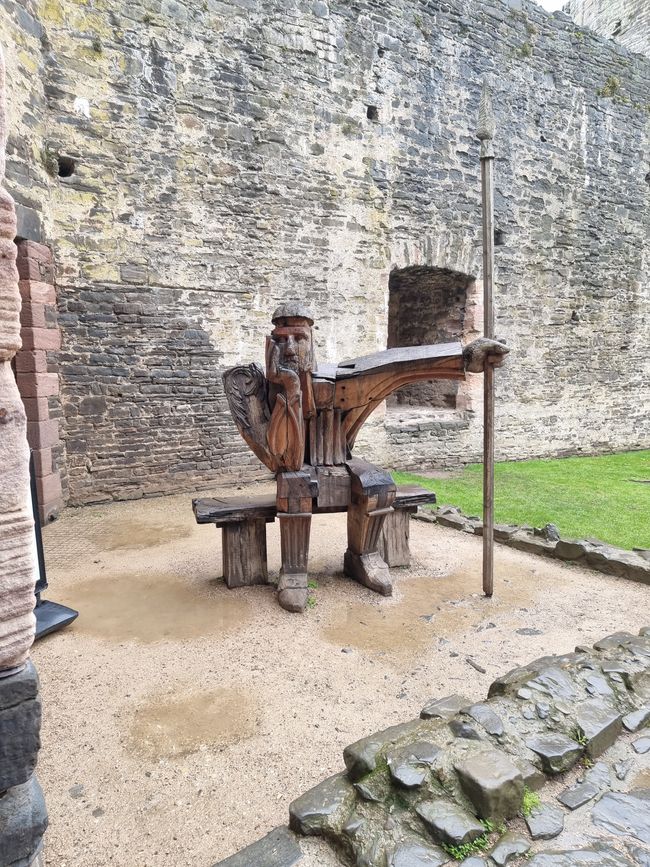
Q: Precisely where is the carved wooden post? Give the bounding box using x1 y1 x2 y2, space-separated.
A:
0 43 48 867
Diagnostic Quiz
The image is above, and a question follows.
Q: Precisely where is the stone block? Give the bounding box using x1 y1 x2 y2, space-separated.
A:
465 703 504 736
554 539 589 560
507 531 556 556
14 351 47 374
420 694 470 720
387 841 448 866
26 419 59 450
15 372 59 398
212 827 303 866
32 449 52 478
525 804 564 840
489 832 530 865
575 700 622 757
18 281 56 305
525 733 583 774
20 328 61 352
20 398 49 422
622 706 650 732
0 662 42 791
386 741 441 788
0 775 48 867
16 241 52 264
19 302 47 329
415 799 484 847
454 750 524 821
343 719 422 781
289 773 355 836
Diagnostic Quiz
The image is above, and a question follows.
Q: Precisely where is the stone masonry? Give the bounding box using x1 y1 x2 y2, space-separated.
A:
216 628 650 866
566 1 650 58
0 0 649 505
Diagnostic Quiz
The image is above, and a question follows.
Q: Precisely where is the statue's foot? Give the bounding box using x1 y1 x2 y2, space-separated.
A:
344 550 393 596
277 573 308 613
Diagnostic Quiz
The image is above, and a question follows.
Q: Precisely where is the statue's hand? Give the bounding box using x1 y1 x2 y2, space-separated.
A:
463 337 509 373
266 338 300 396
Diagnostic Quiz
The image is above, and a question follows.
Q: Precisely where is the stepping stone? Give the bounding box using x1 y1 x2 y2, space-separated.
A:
489 832 530 865
575 700 622 757
633 736 650 754
454 750 524 821
387 840 449 866
465 703 505 736
622 706 650 732
213 827 303 866
0 775 48 867
415 798 484 847
591 790 650 844
527 841 635 865
525 733 583 774
386 741 441 788
289 772 355 836
525 803 564 840
557 780 600 810
343 719 423 781
420 694 470 720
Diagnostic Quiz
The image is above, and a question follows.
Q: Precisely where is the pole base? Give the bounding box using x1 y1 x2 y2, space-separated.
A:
34 600 78 640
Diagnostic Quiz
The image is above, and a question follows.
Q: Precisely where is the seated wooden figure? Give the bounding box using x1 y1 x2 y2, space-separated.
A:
223 302 507 613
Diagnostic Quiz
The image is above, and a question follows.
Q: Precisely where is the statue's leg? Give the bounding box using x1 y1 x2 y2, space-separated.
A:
344 459 396 596
276 469 313 613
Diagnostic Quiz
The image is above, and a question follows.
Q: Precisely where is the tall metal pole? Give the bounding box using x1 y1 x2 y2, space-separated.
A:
477 80 496 597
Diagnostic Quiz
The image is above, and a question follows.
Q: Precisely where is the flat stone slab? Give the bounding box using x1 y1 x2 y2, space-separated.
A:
525 733 583 774
527 842 636 865
454 750 524 821
289 773 355 836
213 827 303 866
415 798 484 847
591 790 650 843
465 703 504 736
489 831 530 865
525 803 564 840
557 780 600 810
386 741 441 788
387 840 449 866
420 694 470 720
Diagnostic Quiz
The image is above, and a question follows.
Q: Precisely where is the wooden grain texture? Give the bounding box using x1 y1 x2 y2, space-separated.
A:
379 509 412 567
222 518 268 588
192 495 276 524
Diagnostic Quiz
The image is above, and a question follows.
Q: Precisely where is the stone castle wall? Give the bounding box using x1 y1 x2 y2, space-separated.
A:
1 0 649 504
566 0 650 58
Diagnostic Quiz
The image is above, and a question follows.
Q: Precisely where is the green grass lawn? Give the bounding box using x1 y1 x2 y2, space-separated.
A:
394 450 650 551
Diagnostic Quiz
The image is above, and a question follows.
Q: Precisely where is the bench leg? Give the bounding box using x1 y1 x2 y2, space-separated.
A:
344 460 396 596
222 519 268 588
277 469 313 613
379 508 414 568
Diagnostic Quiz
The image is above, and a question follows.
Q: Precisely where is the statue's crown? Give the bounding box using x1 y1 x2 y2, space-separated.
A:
271 302 314 326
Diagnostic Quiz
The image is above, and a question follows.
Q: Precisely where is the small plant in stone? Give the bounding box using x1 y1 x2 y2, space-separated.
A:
306 593 317 609
573 728 588 747
442 833 491 861
521 787 541 817
307 579 318 589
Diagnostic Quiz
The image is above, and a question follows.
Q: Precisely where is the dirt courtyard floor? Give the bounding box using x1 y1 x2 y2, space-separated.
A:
33 483 649 866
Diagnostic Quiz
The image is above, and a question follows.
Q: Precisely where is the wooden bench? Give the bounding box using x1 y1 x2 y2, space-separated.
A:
192 485 436 589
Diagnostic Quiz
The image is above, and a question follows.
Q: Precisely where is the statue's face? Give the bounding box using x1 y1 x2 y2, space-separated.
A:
270 319 314 374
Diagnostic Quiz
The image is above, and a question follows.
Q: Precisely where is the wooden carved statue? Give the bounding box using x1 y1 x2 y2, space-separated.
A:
224 303 507 612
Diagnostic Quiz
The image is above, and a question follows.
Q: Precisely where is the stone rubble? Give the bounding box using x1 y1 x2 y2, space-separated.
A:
415 507 650 586
216 628 650 866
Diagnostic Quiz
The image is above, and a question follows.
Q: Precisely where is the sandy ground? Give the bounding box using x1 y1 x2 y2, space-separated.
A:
32 484 649 867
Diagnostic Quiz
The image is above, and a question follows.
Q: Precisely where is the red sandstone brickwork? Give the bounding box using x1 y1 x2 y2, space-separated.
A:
14 240 64 522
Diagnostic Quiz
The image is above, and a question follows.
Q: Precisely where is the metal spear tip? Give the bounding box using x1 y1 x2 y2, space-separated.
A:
477 77 495 142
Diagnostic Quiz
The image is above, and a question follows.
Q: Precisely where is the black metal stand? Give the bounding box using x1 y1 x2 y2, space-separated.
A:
30 452 78 640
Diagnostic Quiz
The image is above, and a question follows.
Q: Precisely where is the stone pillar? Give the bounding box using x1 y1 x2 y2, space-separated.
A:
0 43 48 866
14 239 64 523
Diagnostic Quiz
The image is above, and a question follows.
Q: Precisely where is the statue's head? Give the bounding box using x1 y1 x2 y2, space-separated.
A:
269 302 315 374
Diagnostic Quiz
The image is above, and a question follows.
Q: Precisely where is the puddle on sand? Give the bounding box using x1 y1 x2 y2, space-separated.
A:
90 517 193 552
323 565 538 656
129 687 257 759
59 572 251 643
